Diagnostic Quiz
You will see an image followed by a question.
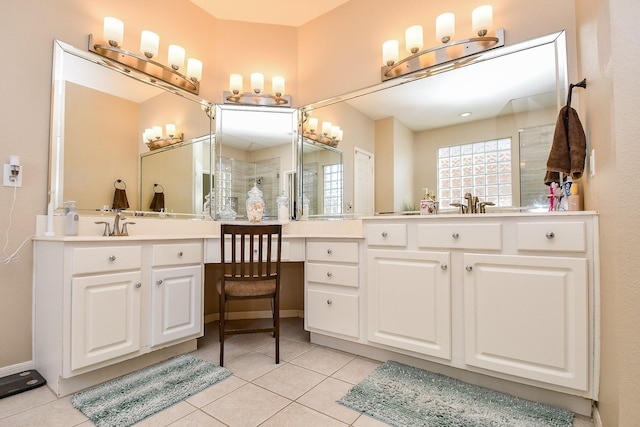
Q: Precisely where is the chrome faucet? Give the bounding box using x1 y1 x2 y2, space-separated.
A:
450 193 495 214
95 211 135 236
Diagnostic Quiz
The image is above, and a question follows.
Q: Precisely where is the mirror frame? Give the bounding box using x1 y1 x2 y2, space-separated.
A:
48 39 215 218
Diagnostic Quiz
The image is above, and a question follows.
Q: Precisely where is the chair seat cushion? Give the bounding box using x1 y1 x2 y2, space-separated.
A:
217 279 276 297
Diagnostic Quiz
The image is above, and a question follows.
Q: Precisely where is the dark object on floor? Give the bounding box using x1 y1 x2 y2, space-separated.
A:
0 370 46 399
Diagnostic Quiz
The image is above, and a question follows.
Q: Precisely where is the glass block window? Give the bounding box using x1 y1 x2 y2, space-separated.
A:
323 163 343 214
437 138 512 209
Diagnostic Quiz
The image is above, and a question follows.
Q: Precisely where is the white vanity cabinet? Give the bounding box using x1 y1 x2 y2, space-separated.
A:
150 242 203 347
304 239 363 340
367 222 452 359
363 214 599 399
33 237 204 396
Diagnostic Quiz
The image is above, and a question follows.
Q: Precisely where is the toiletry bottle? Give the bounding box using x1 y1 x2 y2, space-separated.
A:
277 191 290 224
568 182 581 211
65 200 79 236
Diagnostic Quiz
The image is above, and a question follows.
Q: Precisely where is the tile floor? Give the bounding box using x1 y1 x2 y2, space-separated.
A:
0 318 594 426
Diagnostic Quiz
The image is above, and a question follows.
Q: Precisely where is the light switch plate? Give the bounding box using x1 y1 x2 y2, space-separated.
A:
3 164 23 187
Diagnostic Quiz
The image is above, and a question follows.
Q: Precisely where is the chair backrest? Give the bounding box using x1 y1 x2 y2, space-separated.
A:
220 224 282 282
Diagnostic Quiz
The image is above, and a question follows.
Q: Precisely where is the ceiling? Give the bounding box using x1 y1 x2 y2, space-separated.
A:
189 0 351 26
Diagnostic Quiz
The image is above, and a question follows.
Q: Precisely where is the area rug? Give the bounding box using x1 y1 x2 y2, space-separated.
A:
71 354 232 427
338 360 574 427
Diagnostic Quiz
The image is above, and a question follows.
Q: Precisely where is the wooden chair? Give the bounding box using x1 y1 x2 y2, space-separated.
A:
217 224 282 367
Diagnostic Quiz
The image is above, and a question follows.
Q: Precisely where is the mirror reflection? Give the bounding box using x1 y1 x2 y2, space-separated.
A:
300 139 343 217
300 31 567 214
49 40 213 217
214 104 297 220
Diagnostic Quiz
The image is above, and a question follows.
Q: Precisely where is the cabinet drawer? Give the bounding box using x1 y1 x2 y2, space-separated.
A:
516 221 586 252
72 246 142 275
306 289 359 338
417 223 502 250
153 242 202 266
306 241 358 263
366 224 407 247
307 262 359 287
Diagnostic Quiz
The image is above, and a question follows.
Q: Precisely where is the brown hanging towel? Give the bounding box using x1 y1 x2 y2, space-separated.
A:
544 105 587 185
150 183 165 212
112 179 130 210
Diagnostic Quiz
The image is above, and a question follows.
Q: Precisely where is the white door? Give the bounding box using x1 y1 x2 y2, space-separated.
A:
354 147 374 215
71 271 142 371
367 249 451 359
463 253 589 390
151 265 203 347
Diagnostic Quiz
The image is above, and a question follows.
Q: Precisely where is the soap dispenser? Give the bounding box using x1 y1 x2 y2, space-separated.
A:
419 188 437 215
64 200 79 236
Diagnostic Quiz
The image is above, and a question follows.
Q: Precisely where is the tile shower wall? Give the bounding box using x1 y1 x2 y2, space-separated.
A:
519 123 554 208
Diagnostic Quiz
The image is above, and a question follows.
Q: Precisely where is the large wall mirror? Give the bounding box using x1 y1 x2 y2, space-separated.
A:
214 104 298 220
49 40 214 218
300 31 568 215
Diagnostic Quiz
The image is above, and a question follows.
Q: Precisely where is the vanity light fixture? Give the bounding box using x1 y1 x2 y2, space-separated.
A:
143 123 184 151
381 5 504 81
89 17 202 95
224 73 291 106
301 113 343 147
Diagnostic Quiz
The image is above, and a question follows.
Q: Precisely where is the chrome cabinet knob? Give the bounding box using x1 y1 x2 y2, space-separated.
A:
441 263 448 270
381 231 388 237
546 231 555 239
327 249 332 255
135 282 142 288
156 279 163 285
178 251 184 256
465 264 473 271
326 299 332 305
327 272 333 278
452 232 459 239
109 255 116 261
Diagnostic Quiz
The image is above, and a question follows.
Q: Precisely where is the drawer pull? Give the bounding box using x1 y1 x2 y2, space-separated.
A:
327 272 333 278
109 255 116 262
178 251 184 256
156 279 163 285
452 232 459 239
381 231 388 238
135 282 142 288
327 249 332 255
441 263 448 271
546 231 555 239
326 299 332 305
465 264 473 272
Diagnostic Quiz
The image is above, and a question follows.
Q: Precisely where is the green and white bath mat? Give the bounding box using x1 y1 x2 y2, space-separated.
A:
339 360 574 427
71 354 231 427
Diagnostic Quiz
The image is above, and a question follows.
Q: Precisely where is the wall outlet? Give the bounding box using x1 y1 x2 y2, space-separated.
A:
3 164 23 187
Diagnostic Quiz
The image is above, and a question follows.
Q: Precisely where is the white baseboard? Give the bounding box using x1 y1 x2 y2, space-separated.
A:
0 360 35 378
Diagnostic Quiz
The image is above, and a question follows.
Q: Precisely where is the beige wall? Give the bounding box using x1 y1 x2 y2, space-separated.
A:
1 1 639 424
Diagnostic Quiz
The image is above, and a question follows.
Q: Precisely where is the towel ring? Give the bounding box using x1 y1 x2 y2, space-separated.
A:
114 179 127 190
154 183 165 193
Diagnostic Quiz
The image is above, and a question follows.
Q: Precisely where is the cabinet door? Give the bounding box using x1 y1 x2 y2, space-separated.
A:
151 265 203 347
463 253 588 391
367 249 451 359
71 271 142 371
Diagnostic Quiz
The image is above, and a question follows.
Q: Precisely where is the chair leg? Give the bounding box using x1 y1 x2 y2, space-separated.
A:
274 295 280 364
219 293 225 367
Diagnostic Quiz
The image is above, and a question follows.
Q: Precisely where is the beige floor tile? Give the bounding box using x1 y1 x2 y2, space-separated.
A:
253 363 325 400
261 402 348 427
0 395 87 427
186 375 246 408
290 346 355 376
0 385 57 419
352 413 392 426
167 409 227 426
134 400 197 426
225 330 277 350
201 383 290 427
297 377 361 425
224 351 280 382
254 337 316 362
332 357 382 385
